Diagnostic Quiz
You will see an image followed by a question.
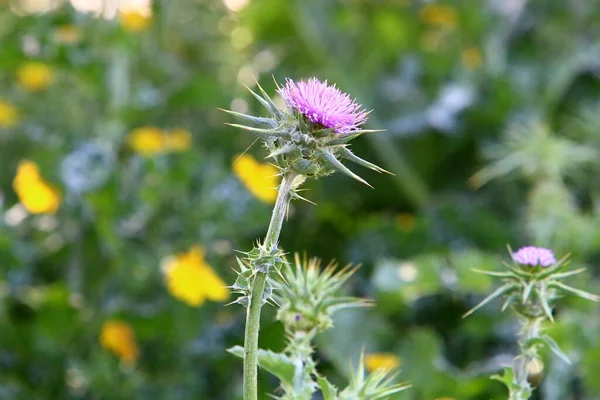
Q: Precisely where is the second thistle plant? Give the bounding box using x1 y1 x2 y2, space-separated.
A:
224 77 389 400
464 246 600 400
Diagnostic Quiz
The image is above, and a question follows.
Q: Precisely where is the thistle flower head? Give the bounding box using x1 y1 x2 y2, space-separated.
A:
274 254 367 333
223 78 389 189
277 78 368 134
464 246 600 322
512 246 556 267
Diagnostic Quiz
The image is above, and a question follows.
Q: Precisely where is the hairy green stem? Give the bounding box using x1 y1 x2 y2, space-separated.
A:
243 171 298 400
510 318 542 400
284 330 317 400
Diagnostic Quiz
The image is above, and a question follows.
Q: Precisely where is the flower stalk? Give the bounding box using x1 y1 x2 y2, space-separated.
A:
466 246 600 400
226 77 392 399
243 170 298 400
508 317 543 400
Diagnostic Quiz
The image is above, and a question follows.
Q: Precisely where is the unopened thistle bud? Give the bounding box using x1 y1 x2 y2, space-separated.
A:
223 78 389 188
274 254 367 334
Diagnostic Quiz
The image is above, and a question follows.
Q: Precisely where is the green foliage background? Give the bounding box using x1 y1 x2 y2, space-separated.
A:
1 0 600 399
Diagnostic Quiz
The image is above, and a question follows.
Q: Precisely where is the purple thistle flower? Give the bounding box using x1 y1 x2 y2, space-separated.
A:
512 246 556 267
277 77 368 134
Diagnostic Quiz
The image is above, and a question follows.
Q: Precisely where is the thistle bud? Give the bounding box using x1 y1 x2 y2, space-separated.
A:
526 357 544 388
274 254 367 334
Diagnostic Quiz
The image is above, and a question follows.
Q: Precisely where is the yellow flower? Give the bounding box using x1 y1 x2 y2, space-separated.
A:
165 128 193 152
100 320 139 365
53 25 82 45
119 11 152 33
420 4 458 29
127 126 166 156
0 99 19 128
364 353 402 372
17 62 55 92
232 154 279 204
461 46 482 70
13 160 61 215
163 246 229 307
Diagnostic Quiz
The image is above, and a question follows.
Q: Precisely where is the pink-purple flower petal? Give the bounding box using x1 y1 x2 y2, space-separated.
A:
277 77 368 134
512 246 556 267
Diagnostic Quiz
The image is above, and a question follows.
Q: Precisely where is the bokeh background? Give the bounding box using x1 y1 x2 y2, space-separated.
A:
2 0 600 399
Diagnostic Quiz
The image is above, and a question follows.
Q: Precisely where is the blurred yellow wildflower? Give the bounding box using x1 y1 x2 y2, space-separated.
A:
17 62 55 92
53 25 82 44
119 11 152 33
13 160 61 215
461 46 482 70
127 126 193 156
165 128 193 152
163 246 229 307
100 320 139 365
0 99 19 128
127 126 166 156
232 154 279 204
420 4 457 29
365 353 401 372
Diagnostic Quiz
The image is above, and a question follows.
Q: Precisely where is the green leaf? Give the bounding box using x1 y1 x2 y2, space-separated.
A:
219 108 277 128
551 268 587 280
266 143 301 159
522 281 534 304
245 84 283 118
490 367 514 389
325 129 383 145
316 150 372 188
541 335 571 365
227 346 296 386
337 147 391 174
548 281 600 302
316 375 338 400
224 123 289 139
470 268 514 278
535 286 555 322
254 81 285 119
462 283 517 318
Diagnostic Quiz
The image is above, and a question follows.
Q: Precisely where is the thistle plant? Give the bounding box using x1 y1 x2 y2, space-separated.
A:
223 77 393 400
229 254 410 399
464 246 600 400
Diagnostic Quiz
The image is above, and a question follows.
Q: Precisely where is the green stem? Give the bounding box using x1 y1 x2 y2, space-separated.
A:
243 272 268 400
510 318 542 400
243 171 298 400
285 331 317 400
